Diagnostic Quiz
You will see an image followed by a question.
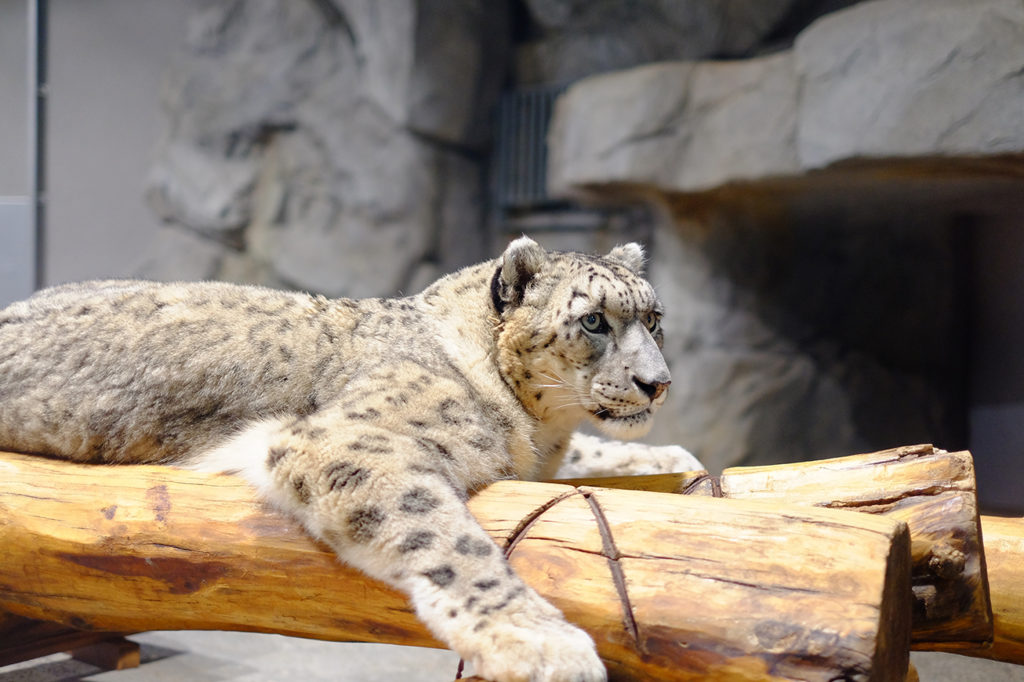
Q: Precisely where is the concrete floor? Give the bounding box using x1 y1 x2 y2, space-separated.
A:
2 631 1024 681
0 633 461 682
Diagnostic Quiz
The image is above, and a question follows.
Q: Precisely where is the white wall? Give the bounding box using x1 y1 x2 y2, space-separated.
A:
0 1 28 197
0 0 193 288
45 0 194 284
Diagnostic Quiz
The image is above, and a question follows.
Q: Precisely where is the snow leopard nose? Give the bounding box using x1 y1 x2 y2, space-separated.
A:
633 376 670 401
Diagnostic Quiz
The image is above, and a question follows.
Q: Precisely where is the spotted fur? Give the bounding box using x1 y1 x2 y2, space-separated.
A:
0 237 678 682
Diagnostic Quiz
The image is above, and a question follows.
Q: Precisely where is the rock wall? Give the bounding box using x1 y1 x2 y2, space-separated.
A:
548 0 1024 197
796 0 1024 167
141 0 508 297
515 0 798 84
136 0 872 300
136 0 1024 474
642 183 982 471
547 0 1024 471
548 54 800 195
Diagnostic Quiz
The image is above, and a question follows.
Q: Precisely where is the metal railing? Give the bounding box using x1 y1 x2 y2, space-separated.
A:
492 84 566 212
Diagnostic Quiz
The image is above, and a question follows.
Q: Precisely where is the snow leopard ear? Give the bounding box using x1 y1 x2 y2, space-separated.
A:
493 236 546 313
605 242 646 275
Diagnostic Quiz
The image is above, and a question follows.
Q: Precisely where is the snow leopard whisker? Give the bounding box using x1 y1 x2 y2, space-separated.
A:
548 395 591 411
537 370 570 387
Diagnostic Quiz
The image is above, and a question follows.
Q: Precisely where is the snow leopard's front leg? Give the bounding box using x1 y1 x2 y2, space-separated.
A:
554 432 704 479
197 407 605 682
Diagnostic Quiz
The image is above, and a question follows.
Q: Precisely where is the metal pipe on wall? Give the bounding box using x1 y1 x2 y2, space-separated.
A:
28 0 47 290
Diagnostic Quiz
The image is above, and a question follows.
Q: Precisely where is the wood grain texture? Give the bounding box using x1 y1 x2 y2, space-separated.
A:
0 451 442 648
556 445 994 652
961 516 1024 664
713 445 992 651
0 451 912 681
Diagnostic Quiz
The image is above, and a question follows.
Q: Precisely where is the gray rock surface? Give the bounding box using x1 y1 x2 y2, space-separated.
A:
517 0 796 84
547 53 799 196
134 0 1023 472
796 0 1024 168
547 0 1024 196
143 0 506 297
642 212 850 470
135 227 230 283
543 0 1024 470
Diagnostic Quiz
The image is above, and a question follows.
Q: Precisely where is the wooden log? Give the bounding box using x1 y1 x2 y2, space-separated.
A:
537 486 911 681
960 516 1024 665
0 450 912 681
700 445 991 651
0 611 133 667
557 445 992 651
0 451 438 648
69 636 141 671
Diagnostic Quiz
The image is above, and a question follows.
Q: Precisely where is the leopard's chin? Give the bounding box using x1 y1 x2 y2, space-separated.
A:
589 405 655 440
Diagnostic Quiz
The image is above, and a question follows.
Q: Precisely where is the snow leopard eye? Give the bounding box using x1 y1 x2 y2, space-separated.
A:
643 312 661 334
581 312 609 334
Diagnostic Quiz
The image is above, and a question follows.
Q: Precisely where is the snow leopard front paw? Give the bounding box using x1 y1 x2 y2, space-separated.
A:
557 433 704 479
461 603 606 682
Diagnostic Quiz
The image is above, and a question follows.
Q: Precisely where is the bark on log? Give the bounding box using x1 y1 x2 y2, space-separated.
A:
0 451 912 681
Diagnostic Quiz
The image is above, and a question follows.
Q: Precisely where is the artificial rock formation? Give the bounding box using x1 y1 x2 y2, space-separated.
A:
546 0 1024 471
638 193 973 471
515 0 798 85
547 0 1024 196
795 0 1024 168
547 54 800 194
143 0 508 298
136 0 1024 474
139 0 863 301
